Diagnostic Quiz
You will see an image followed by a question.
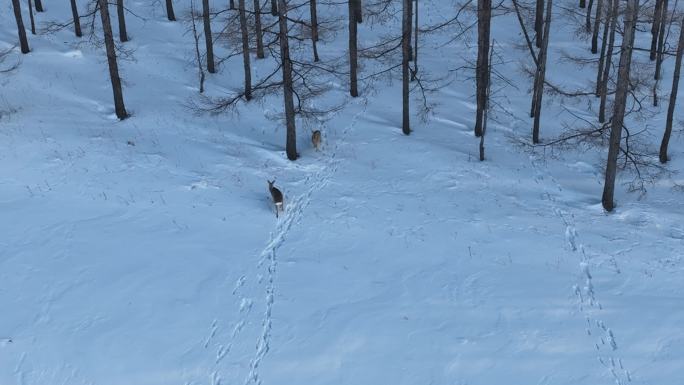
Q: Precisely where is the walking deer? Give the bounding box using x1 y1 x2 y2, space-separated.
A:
312 130 321 151
268 180 284 218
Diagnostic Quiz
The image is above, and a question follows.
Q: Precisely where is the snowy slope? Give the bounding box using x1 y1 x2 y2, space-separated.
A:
1 1 683 385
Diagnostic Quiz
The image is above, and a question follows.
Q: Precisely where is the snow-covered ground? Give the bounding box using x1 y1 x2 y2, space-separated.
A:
1 1 683 384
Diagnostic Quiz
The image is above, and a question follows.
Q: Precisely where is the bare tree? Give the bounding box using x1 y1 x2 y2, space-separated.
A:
34 0 43 12
277 0 298 160
531 0 552 144
580 0 585 8
660 15 684 163
239 0 252 100
166 0 176 21
349 0 359 97
70 0 83 37
402 0 412 135
190 0 206 92
585 0 594 32
203 0 216 73
412 0 418 79
99 0 128 119
28 0 36 35
354 0 363 23
591 0 603 53
271 0 278 16
11 0 30 54
230 0 236 9
535 0 544 48
480 42 494 161
117 0 129 42
475 0 491 138
595 0 612 95
654 0 669 80
651 0 664 60
602 0 638 212
598 0 618 123
255 0 265 58
310 0 319 61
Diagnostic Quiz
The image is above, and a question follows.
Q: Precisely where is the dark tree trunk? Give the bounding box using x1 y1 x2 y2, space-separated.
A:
535 0 544 48
230 0 235 9
271 0 277 16
532 0 552 144
580 0 585 8
349 0 358 97
117 0 128 42
598 0 618 123
585 0 594 32
254 0 265 58
660 16 684 163
166 0 176 21
238 0 252 100
11 0 30 54
310 0 319 61
34 0 43 12
654 0 669 80
407 0 413 61
475 0 491 138
591 0 603 53
402 0 411 135
70 0 83 37
99 0 128 119
354 0 362 23
602 0 638 212
277 0 298 160
28 0 36 35
202 0 216 73
412 0 418 78
480 43 494 161
595 0 612 96
190 0 206 93
650 0 664 60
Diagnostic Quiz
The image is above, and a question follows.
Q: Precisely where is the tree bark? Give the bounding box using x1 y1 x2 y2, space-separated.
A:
277 0 298 160
354 0 362 23
602 0 638 212
402 0 411 135
660 16 684 163
595 0 611 95
28 0 36 35
650 0 664 61
70 0 83 37
585 0 594 32
654 0 669 80
99 0 128 119
11 0 30 54
239 0 252 100
310 0 319 61
480 43 494 161
532 0 552 144
271 0 278 16
202 0 216 73
407 0 413 61
580 0 585 8
117 0 129 42
230 0 235 9
34 0 43 12
190 0 206 93
254 0 265 58
475 0 491 138
349 0 359 97
535 0 544 48
591 0 603 53
166 0 176 21
598 0 618 123
412 0 418 79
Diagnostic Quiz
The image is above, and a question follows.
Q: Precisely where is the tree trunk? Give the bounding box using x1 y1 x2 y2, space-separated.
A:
254 0 265 58
650 0 664 61
28 0 36 35
580 0 585 8
480 43 494 161
602 0 638 212
277 0 298 160
354 0 362 23
412 0 418 79
310 0 319 61
598 0 618 123
591 0 603 53
239 0 252 100
535 0 544 48
654 0 669 80
402 0 411 135
34 0 43 12
70 0 83 37
596 0 611 95
271 0 277 16
230 0 235 9
166 0 176 21
532 0 552 144
660 16 684 163
475 0 491 138
585 0 594 32
11 0 30 54
99 0 128 119
202 0 216 73
117 0 129 42
190 0 206 93
349 0 359 97
407 0 413 61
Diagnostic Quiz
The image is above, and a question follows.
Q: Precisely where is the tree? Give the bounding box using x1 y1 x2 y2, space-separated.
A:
11 0 30 54
412 0 418 80
531 0 552 144
254 0 265 58
598 0 618 123
28 0 36 35
659 15 684 163
402 0 412 135
166 0 176 21
203 0 216 73
99 0 128 119
480 42 494 161
585 0 594 32
70 0 83 37
117 0 129 42
310 0 320 62
349 0 359 97
277 0 298 160
591 0 603 54
474 0 491 138
271 0 277 16
238 0 252 100
654 0 669 80
34 0 43 12
602 0 638 212
595 0 612 96
230 0 236 9
535 0 544 48
354 0 362 23
650 0 664 60
190 0 206 92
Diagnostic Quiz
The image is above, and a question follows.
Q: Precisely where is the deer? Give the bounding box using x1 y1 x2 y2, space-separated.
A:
311 130 322 151
268 180 284 218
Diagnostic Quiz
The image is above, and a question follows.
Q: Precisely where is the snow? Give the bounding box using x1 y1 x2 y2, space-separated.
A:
1 0 684 385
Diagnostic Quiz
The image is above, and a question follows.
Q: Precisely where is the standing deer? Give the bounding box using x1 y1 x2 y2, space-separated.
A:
268 180 284 217
311 130 321 151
